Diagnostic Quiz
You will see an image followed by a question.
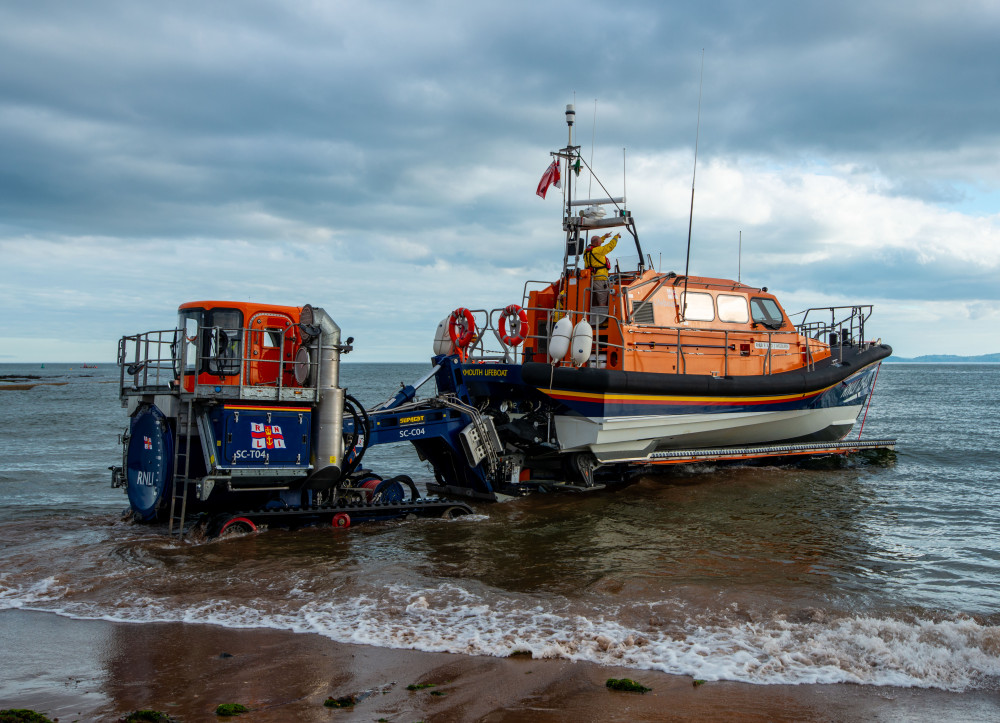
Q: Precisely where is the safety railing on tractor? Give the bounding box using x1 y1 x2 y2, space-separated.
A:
118 329 180 396
118 326 323 403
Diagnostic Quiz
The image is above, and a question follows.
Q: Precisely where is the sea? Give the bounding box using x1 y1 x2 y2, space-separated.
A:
1 362 998 693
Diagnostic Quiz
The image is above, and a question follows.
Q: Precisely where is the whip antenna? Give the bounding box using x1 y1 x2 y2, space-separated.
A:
681 50 704 320
588 99 597 197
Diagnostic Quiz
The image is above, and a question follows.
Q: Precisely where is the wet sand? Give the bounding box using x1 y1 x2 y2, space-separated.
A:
1 610 997 722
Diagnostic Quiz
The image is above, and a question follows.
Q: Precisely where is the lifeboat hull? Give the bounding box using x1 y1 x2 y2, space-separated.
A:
503 343 891 462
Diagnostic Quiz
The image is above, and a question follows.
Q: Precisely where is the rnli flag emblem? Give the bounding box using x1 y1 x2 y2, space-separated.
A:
250 422 286 449
143 436 152 450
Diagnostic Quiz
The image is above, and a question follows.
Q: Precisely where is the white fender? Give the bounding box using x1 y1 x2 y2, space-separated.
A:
548 316 573 362
433 316 454 356
570 320 594 366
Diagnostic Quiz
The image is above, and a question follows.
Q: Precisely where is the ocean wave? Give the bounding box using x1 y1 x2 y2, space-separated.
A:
2 579 997 692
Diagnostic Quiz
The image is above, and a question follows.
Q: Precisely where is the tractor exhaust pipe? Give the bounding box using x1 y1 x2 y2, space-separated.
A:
300 304 345 489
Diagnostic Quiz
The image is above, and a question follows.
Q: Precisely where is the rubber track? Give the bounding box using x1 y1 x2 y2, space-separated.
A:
212 497 473 529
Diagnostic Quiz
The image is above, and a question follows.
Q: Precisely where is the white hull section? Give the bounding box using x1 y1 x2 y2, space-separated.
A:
555 405 865 462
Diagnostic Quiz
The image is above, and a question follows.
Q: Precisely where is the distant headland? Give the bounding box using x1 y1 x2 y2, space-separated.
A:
885 353 1000 363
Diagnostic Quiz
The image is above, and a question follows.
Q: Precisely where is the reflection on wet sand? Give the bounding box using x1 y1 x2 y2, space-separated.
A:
5 609 998 723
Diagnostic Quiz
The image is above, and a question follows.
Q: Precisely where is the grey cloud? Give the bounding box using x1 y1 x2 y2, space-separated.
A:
2 0 999 359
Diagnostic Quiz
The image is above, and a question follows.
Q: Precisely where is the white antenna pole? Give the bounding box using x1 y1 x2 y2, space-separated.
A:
738 230 742 283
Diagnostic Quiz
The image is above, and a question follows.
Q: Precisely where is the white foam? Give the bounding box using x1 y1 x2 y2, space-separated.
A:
3 577 998 691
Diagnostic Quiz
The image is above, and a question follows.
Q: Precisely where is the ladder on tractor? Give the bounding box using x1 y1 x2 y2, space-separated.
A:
168 399 195 538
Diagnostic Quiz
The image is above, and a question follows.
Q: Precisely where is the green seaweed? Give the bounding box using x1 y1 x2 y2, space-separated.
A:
605 678 651 693
214 703 250 716
429 690 447 697
0 711 55 723
406 683 436 690
120 711 175 723
508 649 533 658
693 679 707 687
323 696 356 708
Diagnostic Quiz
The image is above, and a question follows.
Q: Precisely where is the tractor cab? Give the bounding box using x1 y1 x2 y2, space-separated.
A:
174 301 304 392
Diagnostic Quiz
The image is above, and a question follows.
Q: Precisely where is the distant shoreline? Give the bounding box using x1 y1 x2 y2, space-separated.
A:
884 355 1000 364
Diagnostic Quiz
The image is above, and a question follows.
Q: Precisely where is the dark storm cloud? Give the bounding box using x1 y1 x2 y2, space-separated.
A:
4 0 998 238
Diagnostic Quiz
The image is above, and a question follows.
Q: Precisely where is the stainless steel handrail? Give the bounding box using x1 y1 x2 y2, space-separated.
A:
118 324 321 402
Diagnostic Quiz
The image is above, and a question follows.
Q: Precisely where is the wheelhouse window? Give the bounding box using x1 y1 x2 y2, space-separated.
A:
750 297 785 330
717 294 750 323
680 292 715 322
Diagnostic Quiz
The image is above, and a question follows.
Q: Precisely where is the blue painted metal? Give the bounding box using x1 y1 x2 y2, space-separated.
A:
341 354 498 497
208 404 312 469
126 404 174 522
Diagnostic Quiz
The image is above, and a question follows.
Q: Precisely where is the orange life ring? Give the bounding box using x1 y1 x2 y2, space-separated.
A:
499 304 529 346
449 307 476 348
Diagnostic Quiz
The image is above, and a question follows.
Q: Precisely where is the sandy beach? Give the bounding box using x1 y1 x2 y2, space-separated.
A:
1 609 996 722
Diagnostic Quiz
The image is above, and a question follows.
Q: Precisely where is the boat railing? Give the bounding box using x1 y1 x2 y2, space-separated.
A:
608 322 814 375
118 325 322 403
456 305 626 368
503 303 832 375
461 299 834 375
793 305 874 345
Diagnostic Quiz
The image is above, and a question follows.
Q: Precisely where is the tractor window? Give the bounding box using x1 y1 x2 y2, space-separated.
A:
206 308 244 377
175 309 203 375
750 297 785 330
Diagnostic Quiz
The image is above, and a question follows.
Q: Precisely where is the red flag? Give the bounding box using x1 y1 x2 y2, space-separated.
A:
536 160 561 199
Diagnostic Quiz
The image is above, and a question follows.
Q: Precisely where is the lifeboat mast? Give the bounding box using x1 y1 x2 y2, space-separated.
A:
557 103 644 286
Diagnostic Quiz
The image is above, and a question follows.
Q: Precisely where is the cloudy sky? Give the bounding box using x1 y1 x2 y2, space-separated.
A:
2 0 998 363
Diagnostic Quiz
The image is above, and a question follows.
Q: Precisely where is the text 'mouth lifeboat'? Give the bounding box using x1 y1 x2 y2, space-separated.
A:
419 104 894 498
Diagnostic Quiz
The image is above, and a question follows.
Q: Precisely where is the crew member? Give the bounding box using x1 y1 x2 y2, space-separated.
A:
584 232 619 308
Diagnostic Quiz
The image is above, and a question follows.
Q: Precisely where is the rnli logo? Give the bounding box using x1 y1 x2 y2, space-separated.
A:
250 422 286 449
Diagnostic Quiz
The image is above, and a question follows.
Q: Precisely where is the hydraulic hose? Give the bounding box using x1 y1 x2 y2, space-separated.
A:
341 393 371 478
